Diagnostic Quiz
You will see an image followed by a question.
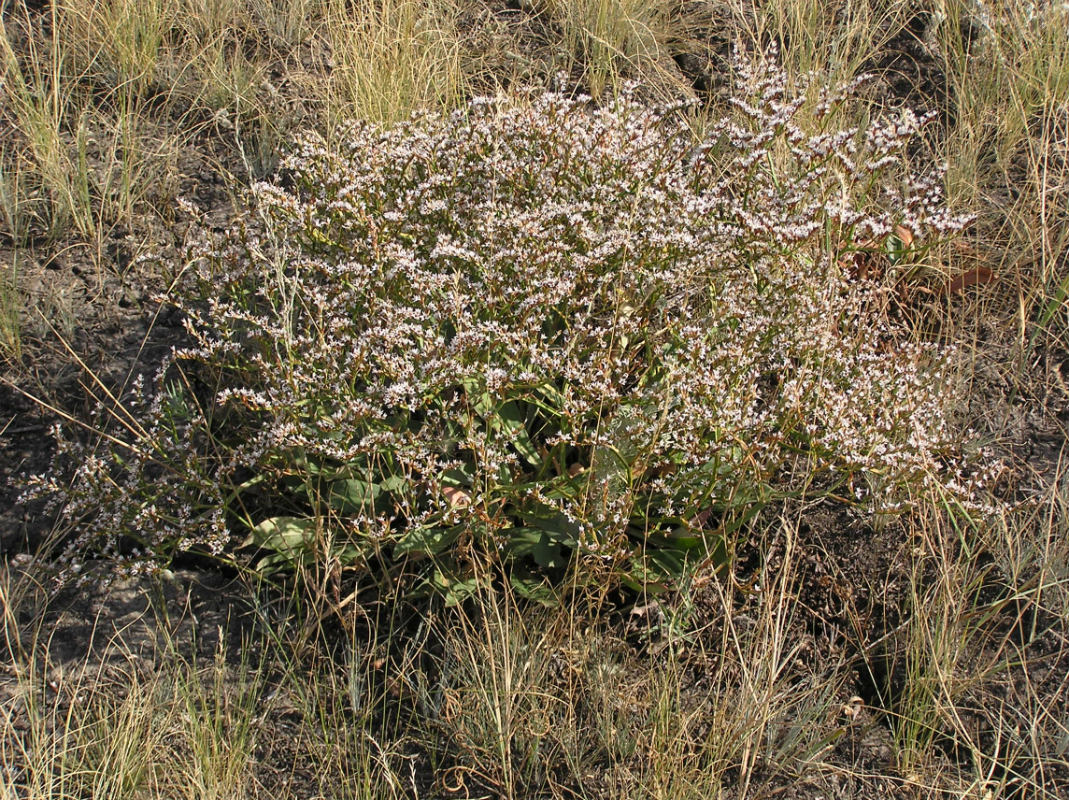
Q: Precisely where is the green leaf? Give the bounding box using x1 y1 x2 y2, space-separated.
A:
253 551 300 574
514 502 581 548
706 499 765 541
245 516 316 570
531 380 566 410
462 377 543 469
542 471 586 502
497 401 541 467
645 546 688 581
509 569 560 606
461 377 494 417
440 467 472 487
507 528 567 569
379 474 410 494
394 525 464 558
328 478 381 515
425 565 487 606
678 527 730 571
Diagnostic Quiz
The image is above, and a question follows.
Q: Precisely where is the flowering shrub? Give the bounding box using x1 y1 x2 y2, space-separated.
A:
33 60 990 603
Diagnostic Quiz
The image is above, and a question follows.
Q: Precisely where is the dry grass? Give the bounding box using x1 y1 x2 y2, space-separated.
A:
322 0 469 129
542 0 676 98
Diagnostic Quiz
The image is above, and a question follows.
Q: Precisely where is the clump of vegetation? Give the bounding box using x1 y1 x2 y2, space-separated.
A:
30 58 989 604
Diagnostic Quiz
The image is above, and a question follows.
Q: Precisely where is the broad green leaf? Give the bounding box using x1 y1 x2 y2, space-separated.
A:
645 546 688 581
249 516 314 551
328 478 381 515
440 467 472 487
253 551 299 574
514 502 581 548
542 471 586 502
379 474 410 494
509 569 560 606
245 516 316 571
507 528 567 569
497 401 541 467
394 525 464 558
461 377 494 417
425 566 487 606
532 533 565 569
